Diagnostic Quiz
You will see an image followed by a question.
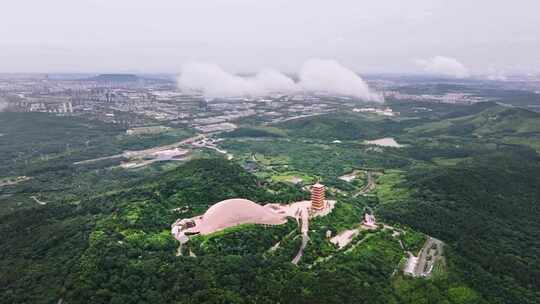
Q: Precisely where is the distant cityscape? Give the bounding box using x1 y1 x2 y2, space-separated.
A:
2 73 540 134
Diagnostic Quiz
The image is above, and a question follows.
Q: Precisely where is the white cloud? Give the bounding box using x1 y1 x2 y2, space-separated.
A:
415 56 470 78
485 67 507 81
177 62 297 97
253 69 298 93
298 59 383 102
177 59 383 102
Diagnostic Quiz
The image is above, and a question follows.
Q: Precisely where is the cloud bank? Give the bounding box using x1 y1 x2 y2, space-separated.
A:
415 56 470 78
177 63 297 97
177 59 383 102
485 67 507 81
299 59 383 102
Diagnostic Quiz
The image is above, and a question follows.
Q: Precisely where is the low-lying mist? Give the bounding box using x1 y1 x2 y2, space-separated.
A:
0 98 8 112
177 59 384 102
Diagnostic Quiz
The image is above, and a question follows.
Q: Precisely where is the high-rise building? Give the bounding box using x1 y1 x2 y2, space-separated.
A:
311 183 326 210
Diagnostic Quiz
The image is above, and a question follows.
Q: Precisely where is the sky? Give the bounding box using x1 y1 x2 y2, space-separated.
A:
1 0 539 75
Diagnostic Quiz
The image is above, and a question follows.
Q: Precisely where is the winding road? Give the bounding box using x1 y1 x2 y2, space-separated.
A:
292 207 310 265
30 196 47 205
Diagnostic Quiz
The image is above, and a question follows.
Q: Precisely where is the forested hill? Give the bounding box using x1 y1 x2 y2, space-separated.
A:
275 113 409 140
408 105 540 137
0 159 309 303
4 103 540 303
0 157 477 304
379 146 540 304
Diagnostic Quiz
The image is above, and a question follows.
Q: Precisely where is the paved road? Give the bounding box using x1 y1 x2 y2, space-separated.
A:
74 134 204 165
292 208 309 265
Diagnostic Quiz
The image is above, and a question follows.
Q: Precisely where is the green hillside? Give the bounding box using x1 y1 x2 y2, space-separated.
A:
408 105 540 137
1 158 479 304
276 113 410 140
379 147 540 304
0 112 194 178
0 159 305 303
3 104 540 304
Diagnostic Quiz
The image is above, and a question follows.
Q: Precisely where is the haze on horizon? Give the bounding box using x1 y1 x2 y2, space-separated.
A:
1 0 540 76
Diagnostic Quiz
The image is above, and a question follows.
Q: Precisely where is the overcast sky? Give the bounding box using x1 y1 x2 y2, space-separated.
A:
1 0 539 75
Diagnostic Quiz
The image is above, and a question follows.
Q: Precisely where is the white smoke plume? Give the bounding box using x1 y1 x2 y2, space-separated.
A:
177 59 383 102
178 62 296 97
299 59 383 102
415 56 470 78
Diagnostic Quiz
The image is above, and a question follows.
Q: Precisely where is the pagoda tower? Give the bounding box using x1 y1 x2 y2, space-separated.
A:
310 183 326 210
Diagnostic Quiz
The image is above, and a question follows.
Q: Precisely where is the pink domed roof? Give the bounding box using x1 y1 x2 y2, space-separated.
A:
197 198 286 235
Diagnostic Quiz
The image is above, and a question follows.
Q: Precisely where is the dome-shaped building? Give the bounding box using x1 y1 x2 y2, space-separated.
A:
194 198 287 235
